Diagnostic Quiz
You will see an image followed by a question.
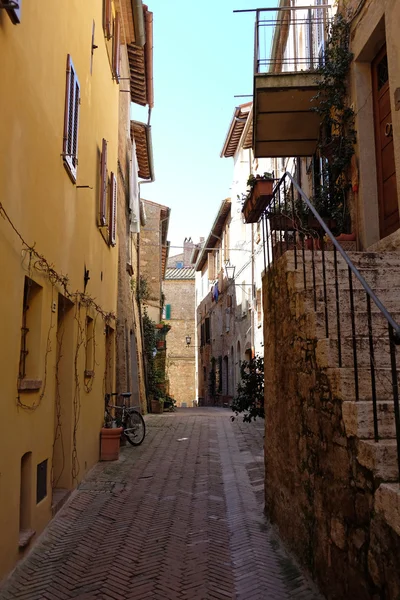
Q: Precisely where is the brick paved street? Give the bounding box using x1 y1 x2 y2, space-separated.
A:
0 409 323 600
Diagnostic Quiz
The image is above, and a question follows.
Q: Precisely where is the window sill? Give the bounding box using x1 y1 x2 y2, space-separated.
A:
18 379 42 392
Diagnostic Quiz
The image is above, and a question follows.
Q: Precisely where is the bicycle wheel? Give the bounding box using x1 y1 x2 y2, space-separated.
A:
124 411 146 446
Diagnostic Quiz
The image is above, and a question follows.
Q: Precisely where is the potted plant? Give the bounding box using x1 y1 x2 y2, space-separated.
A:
100 414 123 461
150 392 164 414
242 173 274 223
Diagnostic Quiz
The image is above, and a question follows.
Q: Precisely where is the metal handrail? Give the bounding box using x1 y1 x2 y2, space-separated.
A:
279 171 400 341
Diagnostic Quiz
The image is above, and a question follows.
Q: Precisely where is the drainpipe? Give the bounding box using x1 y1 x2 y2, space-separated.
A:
131 0 145 47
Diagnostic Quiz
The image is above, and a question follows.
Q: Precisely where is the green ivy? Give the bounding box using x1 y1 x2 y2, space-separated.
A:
312 13 356 234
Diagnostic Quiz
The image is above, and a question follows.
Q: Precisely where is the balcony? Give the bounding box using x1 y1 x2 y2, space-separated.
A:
252 5 330 158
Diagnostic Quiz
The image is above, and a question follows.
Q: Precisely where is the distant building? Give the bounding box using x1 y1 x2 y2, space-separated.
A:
163 266 196 407
139 199 170 323
167 237 200 269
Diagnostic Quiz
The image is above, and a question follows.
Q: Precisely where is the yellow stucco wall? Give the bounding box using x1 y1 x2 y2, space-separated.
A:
0 0 120 579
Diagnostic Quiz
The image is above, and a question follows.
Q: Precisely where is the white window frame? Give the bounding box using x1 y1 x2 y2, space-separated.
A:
63 55 81 183
109 172 117 246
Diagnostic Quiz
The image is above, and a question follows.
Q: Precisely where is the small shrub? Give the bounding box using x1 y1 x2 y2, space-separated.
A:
231 354 264 423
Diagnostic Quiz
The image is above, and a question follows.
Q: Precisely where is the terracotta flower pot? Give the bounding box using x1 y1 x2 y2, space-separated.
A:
335 232 356 242
156 340 165 350
151 399 163 414
242 179 274 223
100 427 123 461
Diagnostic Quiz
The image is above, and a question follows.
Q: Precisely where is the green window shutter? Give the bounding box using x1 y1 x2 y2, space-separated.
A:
165 304 171 319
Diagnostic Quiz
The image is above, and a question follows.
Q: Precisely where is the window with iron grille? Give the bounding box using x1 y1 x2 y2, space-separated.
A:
205 317 210 343
36 459 47 504
200 323 205 347
19 277 42 382
63 55 80 183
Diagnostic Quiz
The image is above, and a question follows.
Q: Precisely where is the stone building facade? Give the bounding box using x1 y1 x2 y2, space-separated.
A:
115 3 153 413
163 268 196 407
0 0 137 579
139 199 170 324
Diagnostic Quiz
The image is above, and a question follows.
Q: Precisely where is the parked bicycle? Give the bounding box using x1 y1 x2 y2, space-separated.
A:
105 392 146 446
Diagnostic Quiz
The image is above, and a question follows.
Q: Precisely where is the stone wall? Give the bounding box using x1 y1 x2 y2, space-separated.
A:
140 200 164 322
115 46 146 413
262 254 400 600
197 273 253 406
163 279 195 406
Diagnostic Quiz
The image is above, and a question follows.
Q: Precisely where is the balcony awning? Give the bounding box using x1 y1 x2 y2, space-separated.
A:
195 199 231 271
254 72 322 158
220 103 252 158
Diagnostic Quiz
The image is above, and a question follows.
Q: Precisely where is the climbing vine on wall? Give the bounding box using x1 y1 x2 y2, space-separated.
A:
312 13 356 233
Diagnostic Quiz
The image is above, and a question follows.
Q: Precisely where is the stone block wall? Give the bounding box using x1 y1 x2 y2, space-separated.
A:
262 254 400 600
140 200 164 322
163 279 195 406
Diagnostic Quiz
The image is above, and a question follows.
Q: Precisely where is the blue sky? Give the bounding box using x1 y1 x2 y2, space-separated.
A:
133 0 277 253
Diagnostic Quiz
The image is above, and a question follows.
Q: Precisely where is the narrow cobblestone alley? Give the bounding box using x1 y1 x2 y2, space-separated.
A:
0 409 322 600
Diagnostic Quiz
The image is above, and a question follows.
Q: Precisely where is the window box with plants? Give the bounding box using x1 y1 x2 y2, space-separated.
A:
242 173 274 224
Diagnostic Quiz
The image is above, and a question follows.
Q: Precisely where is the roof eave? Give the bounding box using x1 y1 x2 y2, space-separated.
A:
195 199 231 271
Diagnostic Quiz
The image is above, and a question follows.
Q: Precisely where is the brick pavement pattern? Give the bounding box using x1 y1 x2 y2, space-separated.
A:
0 409 323 600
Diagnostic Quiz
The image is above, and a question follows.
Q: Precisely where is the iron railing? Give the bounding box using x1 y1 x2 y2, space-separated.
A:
254 5 331 74
261 171 400 479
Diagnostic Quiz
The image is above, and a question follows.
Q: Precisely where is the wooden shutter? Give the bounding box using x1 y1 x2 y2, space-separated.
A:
224 223 230 262
207 253 215 281
63 55 80 182
99 139 108 226
165 304 171 320
109 172 117 246
112 13 121 82
256 289 262 323
6 0 21 24
103 0 112 39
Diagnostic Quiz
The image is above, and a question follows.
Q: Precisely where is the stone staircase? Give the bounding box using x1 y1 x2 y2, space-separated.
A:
291 249 400 538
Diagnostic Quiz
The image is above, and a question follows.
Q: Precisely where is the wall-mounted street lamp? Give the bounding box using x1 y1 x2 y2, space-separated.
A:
185 335 192 347
224 260 236 280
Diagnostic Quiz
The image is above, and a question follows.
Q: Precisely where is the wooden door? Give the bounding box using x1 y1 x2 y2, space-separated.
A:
372 45 399 238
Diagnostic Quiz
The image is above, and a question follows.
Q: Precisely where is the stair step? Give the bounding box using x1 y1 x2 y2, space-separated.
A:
357 439 399 482
285 250 400 271
375 483 400 536
328 367 399 402
295 270 400 293
309 309 400 339
317 337 394 369
342 401 396 439
301 287 400 314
